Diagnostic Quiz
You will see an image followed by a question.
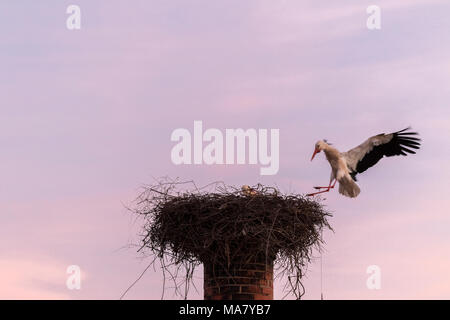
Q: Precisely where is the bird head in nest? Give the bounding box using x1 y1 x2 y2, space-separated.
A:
241 185 258 196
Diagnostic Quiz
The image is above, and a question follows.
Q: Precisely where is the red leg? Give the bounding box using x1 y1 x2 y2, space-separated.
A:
313 179 336 190
307 188 331 197
308 179 336 196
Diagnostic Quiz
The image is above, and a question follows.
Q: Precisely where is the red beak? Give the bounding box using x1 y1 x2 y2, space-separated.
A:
311 148 319 161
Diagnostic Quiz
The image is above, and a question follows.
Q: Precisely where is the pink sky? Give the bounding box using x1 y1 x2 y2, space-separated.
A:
1 0 450 299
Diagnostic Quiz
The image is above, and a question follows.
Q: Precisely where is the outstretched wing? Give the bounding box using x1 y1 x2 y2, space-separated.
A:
342 127 421 181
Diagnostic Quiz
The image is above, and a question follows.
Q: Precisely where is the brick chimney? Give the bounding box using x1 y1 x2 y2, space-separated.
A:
203 256 274 300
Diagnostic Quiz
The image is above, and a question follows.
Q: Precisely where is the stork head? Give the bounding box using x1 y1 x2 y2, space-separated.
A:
311 140 328 161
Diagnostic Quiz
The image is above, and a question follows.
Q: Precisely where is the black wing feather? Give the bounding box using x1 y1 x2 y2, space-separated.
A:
355 128 421 174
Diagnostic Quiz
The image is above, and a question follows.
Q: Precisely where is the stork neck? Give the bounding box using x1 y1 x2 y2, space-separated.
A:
322 145 339 160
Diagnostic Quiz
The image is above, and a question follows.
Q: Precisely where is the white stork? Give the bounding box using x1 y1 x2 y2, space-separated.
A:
307 127 421 198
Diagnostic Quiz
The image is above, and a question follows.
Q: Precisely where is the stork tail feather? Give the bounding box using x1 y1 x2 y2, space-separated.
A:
338 174 361 198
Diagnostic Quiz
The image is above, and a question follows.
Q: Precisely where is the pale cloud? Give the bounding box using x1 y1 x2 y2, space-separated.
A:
0 257 74 299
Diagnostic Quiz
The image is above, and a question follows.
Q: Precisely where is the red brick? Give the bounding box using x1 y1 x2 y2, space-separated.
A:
232 293 255 300
262 287 273 296
203 259 274 300
241 285 263 294
220 285 241 293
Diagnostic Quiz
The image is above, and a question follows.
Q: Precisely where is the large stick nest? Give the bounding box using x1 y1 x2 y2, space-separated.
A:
132 179 332 299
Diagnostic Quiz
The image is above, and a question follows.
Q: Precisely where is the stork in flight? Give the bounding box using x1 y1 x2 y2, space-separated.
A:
307 127 421 198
